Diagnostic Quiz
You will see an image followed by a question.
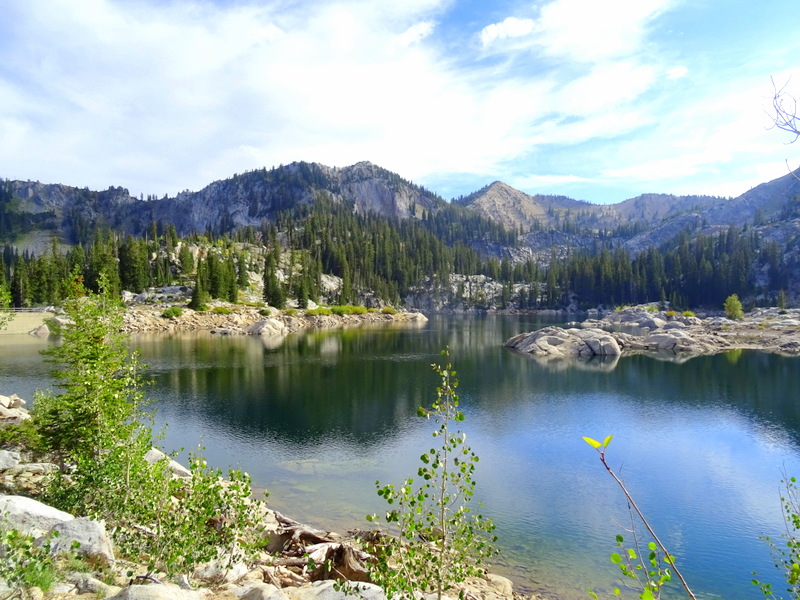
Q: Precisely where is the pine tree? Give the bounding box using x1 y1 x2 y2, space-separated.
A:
263 254 285 309
189 259 209 310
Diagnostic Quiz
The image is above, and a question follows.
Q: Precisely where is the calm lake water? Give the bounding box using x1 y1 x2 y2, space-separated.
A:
2 314 800 600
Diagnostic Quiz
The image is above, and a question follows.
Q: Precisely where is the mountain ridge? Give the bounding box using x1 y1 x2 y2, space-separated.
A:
3 160 800 258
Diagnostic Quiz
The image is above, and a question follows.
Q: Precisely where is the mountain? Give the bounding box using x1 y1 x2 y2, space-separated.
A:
1 161 448 246
5 161 800 248
2 160 800 309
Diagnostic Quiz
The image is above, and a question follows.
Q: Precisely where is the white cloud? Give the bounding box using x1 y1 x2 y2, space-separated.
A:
667 65 688 79
1 0 798 204
480 17 535 47
533 0 674 63
396 22 436 47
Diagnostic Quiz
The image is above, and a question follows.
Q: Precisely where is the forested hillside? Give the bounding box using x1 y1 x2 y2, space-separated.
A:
1 162 799 312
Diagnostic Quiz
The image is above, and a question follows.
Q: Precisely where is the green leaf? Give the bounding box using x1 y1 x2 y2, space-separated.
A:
603 434 613 448
583 436 602 449
610 552 623 564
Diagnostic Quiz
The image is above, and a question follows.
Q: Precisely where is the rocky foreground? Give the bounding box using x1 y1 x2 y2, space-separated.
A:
0 395 521 600
504 305 800 367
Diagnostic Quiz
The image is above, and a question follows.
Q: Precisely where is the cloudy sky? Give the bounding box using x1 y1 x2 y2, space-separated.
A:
2 0 799 204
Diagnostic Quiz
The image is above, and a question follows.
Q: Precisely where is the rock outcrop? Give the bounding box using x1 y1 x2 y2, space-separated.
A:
506 305 800 362
0 393 30 422
504 327 621 358
120 306 427 336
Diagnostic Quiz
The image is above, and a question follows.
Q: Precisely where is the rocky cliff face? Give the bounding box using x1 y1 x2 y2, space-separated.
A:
4 161 447 240
4 162 800 266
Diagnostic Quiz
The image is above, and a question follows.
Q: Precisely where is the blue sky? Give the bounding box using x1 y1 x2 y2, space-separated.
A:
2 0 799 204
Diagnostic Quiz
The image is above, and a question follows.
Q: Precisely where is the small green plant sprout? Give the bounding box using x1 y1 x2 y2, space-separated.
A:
753 470 800 599
583 435 697 600
367 349 497 600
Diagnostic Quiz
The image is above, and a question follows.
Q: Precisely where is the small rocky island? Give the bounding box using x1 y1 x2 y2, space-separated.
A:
504 305 800 363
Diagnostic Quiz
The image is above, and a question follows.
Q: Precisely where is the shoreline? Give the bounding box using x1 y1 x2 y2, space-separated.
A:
0 311 54 336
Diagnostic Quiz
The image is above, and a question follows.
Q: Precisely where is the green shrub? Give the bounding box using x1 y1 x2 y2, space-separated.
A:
0 419 46 456
161 306 183 319
331 305 368 315
32 276 268 580
682 310 695 317
0 526 59 594
665 310 677 318
259 308 271 317
284 308 297 316
367 350 497 600
724 294 744 320
367 308 379 313
211 306 232 315
44 317 62 336
381 306 398 315
306 307 332 316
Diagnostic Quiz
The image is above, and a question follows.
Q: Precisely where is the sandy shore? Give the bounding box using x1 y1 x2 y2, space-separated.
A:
0 312 54 336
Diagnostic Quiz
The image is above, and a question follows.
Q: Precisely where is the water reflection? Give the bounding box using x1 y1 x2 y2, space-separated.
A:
2 317 800 600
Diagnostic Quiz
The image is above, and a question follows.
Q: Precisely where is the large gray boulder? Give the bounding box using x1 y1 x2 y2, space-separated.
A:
0 495 73 537
246 318 288 337
504 327 621 358
48 516 115 564
106 584 208 600
0 450 21 471
284 581 386 600
144 447 192 478
236 583 289 600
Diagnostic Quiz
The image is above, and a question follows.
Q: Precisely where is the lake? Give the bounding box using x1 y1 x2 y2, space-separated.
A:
2 314 799 600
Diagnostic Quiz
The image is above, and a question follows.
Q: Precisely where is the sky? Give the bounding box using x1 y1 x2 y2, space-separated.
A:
2 0 799 205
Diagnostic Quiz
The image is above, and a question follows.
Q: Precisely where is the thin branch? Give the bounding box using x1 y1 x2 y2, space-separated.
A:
597 450 697 600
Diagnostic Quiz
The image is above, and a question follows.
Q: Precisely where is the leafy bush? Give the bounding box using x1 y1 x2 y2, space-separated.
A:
211 306 232 315
724 294 744 320
367 350 497 600
0 525 59 594
32 276 267 580
284 308 297 316
44 317 62 336
0 419 46 456
665 310 677 318
306 307 332 316
161 306 183 319
0 286 11 331
259 308 271 317
331 305 368 315
380 307 397 314
755 472 800 598
681 310 695 317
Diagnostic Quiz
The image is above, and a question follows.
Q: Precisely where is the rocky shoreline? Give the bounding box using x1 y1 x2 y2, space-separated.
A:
504 305 800 365
119 306 429 337
0 393 521 600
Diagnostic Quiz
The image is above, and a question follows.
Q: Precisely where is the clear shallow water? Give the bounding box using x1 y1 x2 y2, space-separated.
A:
2 315 799 600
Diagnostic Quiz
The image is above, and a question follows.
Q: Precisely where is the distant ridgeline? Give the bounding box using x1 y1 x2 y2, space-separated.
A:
1 161 799 311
